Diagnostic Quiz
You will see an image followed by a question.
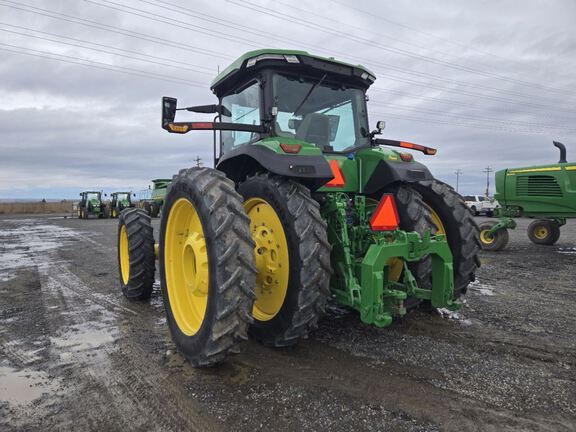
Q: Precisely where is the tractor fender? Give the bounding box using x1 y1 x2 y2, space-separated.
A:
216 144 333 191
363 160 434 194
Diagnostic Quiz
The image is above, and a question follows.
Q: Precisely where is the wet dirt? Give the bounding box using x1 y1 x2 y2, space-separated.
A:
0 215 574 431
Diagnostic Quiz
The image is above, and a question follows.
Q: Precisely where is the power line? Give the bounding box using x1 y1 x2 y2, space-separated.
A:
89 0 576 110
370 101 576 133
225 0 576 98
0 42 208 88
1 2 573 136
0 0 234 60
5 0 573 116
0 42 568 137
0 24 215 76
327 0 540 70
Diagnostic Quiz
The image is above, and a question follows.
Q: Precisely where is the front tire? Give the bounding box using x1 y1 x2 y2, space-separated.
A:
527 219 560 245
117 208 155 300
238 173 331 347
160 168 256 367
479 221 509 251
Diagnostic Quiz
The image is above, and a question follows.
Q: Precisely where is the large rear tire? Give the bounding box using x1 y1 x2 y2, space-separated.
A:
238 173 331 347
413 180 481 297
117 208 155 300
160 167 256 367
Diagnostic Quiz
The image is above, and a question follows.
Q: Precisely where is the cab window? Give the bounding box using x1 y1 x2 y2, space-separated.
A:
221 81 261 151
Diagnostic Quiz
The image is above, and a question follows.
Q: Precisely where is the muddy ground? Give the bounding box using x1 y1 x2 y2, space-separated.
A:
0 214 574 431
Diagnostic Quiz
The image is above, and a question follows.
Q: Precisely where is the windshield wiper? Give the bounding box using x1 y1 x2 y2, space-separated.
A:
293 73 327 116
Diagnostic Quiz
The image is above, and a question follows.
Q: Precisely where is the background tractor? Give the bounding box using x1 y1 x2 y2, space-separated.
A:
479 141 576 250
108 192 135 218
116 49 480 367
137 179 170 217
77 191 107 219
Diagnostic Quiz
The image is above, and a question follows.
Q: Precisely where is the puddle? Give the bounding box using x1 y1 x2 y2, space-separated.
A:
0 221 79 281
467 279 495 296
0 365 60 406
51 322 117 353
437 308 472 325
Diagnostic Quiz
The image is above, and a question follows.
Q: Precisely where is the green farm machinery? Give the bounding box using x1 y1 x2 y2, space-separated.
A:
137 179 170 217
108 192 136 218
116 49 480 366
479 141 576 250
77 191 107 219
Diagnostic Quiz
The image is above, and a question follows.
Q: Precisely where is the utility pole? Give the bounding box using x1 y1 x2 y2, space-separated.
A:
195 156 202 168
483 166 493 197
454 169 462 193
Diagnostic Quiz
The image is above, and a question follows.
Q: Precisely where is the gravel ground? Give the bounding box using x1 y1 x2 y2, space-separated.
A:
0 214 574 431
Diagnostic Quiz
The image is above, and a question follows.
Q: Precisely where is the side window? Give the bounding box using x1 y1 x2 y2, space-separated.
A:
221 82 261 151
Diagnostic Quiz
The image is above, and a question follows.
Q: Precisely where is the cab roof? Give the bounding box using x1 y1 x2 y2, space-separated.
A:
210 49 376 96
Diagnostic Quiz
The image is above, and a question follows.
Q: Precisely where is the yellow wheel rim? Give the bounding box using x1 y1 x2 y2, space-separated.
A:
427 206 446 236
244 198 289 322
480 229 495 244
534 226 548 240
119 225 130 284
164 198 209 336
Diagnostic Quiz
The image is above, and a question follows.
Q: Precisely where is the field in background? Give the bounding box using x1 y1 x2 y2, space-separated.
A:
0 201 73 214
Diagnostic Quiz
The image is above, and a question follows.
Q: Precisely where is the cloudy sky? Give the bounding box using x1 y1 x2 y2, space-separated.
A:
0 0 575 199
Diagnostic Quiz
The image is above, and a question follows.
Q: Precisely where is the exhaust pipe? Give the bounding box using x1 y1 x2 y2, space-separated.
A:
553 141 567 163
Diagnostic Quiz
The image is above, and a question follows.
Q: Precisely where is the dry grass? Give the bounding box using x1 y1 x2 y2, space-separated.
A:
0 201 74 215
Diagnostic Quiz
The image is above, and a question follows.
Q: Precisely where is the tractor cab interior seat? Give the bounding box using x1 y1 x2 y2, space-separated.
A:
295 113 331 149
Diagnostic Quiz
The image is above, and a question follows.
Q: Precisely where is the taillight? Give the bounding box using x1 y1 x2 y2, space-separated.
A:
399 153 413 162
370 194 400 231
325 160 345 187
280 143 301 154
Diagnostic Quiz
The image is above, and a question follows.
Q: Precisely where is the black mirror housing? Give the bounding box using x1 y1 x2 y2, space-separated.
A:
162 96 177 128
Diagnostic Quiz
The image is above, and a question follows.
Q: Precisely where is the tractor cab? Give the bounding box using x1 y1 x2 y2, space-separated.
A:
111 192 133 209
78 191 106 219
161 49 437 190
80 191 102 207
212 50 374 155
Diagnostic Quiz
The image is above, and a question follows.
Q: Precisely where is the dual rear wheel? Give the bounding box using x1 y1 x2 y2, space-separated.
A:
118 168 330 366
117 169 478 366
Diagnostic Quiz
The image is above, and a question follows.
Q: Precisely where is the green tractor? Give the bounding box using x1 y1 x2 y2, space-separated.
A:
108 192 136 218
479 141 576 250
77 191 107 219
137 179 170 217
116 49 480 367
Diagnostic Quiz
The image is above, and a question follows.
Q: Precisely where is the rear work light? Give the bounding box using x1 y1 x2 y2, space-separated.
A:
280 143 301 154
370 194 400 231
325 159 345 187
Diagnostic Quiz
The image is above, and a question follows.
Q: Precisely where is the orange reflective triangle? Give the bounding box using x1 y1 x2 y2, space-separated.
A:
325 159 345 187
370 194 400 231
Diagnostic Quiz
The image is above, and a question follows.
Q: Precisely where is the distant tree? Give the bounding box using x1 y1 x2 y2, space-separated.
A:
41 198 46 203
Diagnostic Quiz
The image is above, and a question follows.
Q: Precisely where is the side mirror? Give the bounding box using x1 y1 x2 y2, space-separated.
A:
133 194 136 197
79 193 82 196
370 120 386 138
162 96 177 128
